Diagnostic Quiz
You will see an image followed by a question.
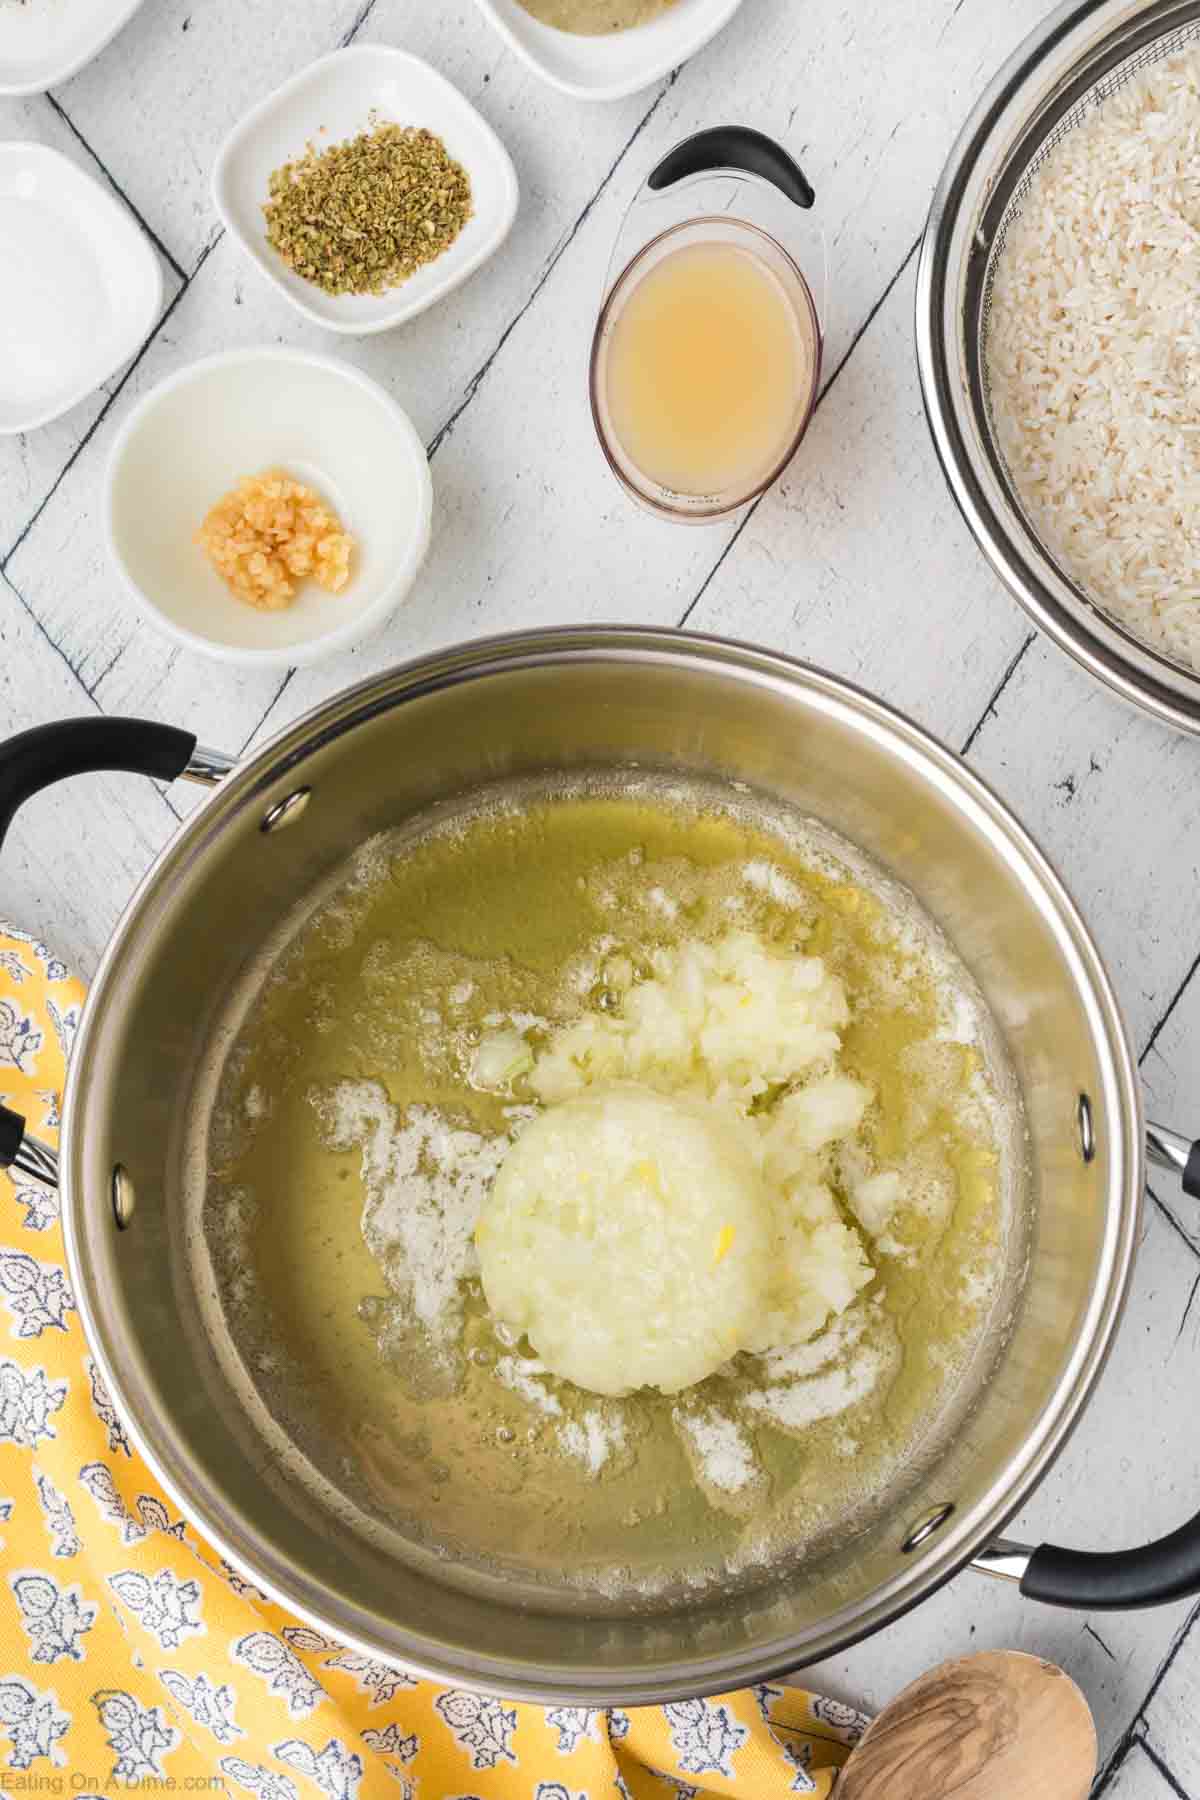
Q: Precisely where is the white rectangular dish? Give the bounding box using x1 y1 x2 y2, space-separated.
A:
0 0 148 96
213 45 520 337
471 0 745 101
0 141 162 436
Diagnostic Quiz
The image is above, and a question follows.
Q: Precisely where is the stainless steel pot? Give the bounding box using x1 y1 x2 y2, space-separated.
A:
917 0 1200 736
2 626 1199 1703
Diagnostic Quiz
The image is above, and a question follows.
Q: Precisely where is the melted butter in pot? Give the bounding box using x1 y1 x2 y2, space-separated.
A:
200 775 1025 1604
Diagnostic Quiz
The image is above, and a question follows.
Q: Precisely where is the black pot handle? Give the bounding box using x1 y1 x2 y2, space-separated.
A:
0 717 199 854
969 1122 1200 1608
1019 1516 1200 1610
0 715 213 1189
1147 1122 1200 1200
0 1102 58 1184
647 127 815 210
0 1104 27 1168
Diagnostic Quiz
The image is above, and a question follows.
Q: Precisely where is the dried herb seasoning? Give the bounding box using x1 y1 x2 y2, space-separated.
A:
263 121 473 298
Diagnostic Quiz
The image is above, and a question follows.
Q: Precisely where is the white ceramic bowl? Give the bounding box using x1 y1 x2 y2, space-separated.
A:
105 349 433 668
470 0 745 101
0 142 162 437
0 0 148 96
213 45 519 336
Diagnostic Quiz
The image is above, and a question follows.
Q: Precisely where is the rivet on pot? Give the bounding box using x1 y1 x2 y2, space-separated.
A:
261 788 312 834
1076 1093 1096 1165
901 1502 955 1555
111 1164 135 1230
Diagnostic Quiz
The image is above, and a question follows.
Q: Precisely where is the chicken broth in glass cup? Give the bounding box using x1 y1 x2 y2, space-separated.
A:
590 128 825 522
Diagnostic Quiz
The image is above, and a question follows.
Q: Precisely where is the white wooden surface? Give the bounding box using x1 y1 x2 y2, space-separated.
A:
2 2 1199 1791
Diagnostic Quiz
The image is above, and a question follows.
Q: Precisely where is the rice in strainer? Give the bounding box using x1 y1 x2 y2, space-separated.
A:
986 50 1200 672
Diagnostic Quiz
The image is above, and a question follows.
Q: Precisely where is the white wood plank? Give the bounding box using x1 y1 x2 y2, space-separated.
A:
685 254 1032 749
966 641 1200 1054
5 20 673 752
8 0 1057 771
1143 1614 1200 1793
55 0 659 283
52 0 371 271
1102 1743 1184 1800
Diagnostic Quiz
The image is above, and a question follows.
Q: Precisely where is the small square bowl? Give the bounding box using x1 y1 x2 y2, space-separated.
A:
104 348 433 668
213 45 520 337
470 0 745 101
0 141 162 437
0 0 148 96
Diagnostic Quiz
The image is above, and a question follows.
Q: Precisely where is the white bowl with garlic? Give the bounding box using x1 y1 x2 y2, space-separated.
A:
104 348 433 668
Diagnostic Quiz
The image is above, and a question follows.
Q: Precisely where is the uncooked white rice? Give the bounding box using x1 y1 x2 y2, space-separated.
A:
986 50 1200 672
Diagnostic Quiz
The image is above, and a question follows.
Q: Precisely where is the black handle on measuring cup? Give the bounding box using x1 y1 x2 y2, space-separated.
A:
647 128 815 210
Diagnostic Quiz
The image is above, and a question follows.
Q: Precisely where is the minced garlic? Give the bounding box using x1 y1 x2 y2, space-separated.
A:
196 469 354 611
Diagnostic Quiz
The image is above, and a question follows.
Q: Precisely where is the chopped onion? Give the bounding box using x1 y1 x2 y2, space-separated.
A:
471 1028 534 1092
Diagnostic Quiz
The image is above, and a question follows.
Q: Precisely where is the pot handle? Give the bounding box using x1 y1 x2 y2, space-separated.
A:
971 1122 1200 1608
1147 1121 1200 1199
1019 1518 1200 1610
974 1514 1200 1612
647 127 816 209
0 1105 58 1187
0 715 237 1190
0 716 205 852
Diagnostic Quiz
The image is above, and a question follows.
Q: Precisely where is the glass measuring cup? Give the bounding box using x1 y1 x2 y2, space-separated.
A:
590 127 826 523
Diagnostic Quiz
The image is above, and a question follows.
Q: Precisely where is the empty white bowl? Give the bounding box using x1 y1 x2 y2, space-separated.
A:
0 142 162 436
471 0 745 101
0 0 148 96
213 45 520 336
105 349 433 667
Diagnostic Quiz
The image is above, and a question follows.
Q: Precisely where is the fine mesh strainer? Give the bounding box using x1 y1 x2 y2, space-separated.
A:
917 0 1200 737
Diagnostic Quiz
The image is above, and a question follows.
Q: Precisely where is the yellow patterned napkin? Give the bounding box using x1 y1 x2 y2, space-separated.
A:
0 925 865 1797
